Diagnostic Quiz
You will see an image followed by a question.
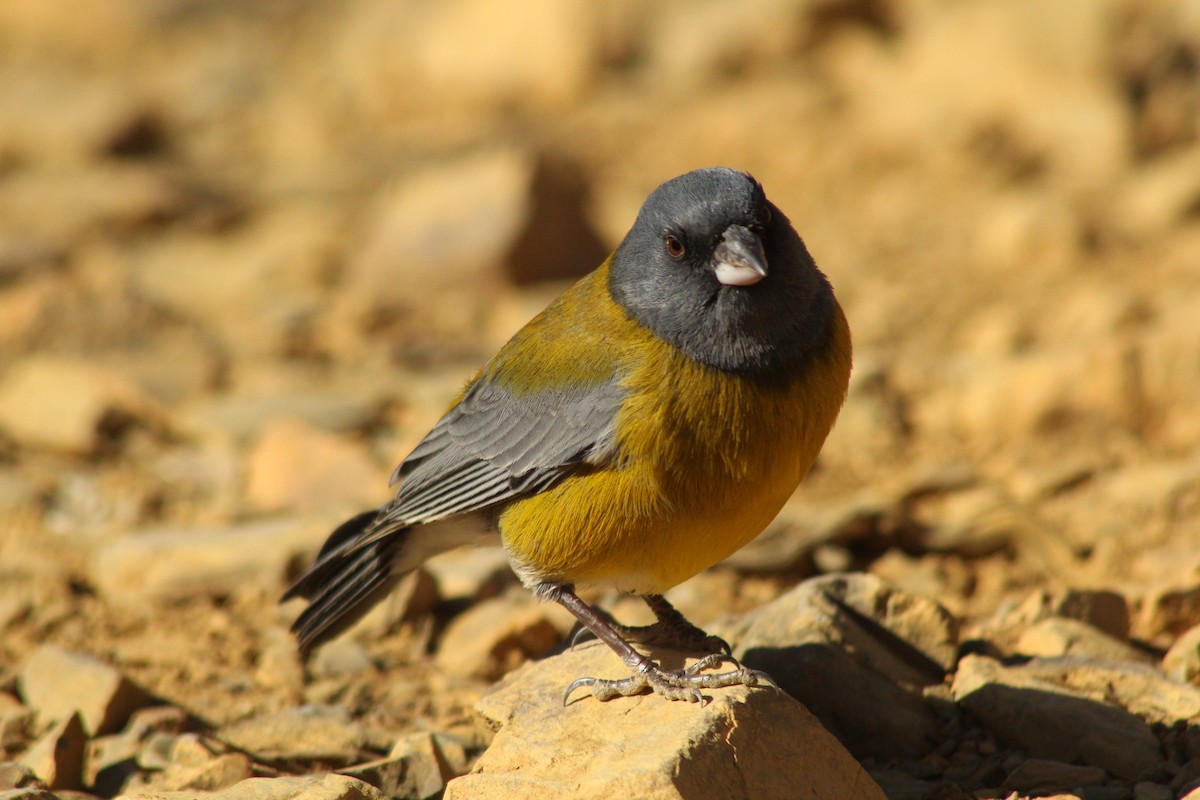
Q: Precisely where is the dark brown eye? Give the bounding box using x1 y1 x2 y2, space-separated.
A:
763 205 773 225
665 234 685 259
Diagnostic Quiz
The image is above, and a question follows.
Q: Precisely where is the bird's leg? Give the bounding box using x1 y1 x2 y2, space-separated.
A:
570 594 732 655
547 585 776 704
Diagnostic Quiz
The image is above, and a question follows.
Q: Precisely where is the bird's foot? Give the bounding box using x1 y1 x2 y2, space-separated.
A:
571 619 731 656
562 653 777 705
570 594 732 655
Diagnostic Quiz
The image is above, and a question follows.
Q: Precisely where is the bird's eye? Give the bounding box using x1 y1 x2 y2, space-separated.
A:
763 205 773 225
664 234 686 259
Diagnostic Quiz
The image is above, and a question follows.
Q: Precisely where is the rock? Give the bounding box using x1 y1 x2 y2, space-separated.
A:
90 519 323 602
952 654 1162 779
243 417 381 514
1133 782 1173 800
0 789 59 800
1051 590 1132 640
732 572 959 677
1017 657 1200 725
16 712 86 790
1004 758 1107 791
127 207 342 361
308 641 373 680
1140 584 1200 641
182 389 384 444
0 703 33 754
1015 617 1154 664
408 0 599 109
0 762 39 790
1164 623 1200 684
18 646 151 736
422 548 513 601
146 735 253 793
434 593 565 681
218 707 365 765
722 573 951 759
114 774 386 800
340 732 467 800
0 357 173 454
330 149 532 354
445 645 885 800
865 768 943 800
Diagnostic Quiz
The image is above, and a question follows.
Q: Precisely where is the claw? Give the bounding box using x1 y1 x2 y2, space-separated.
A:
563 676 597 705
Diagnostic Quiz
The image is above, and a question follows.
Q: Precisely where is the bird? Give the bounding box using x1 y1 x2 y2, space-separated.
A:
282 166 853 703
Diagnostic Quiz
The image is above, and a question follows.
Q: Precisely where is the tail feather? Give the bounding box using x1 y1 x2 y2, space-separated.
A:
283 509 410 654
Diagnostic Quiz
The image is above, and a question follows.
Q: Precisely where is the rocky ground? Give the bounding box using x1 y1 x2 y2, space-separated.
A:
2 1 1200 798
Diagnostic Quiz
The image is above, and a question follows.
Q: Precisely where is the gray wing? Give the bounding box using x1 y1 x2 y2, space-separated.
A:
358 376 625 544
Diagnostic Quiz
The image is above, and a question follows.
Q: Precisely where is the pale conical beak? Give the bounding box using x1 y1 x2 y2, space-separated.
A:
713 224 767 287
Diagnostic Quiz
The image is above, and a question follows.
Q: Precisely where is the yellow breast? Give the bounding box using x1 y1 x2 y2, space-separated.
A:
499 294 852 594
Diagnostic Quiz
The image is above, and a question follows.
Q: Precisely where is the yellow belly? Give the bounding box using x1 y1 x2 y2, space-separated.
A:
499 302 852 594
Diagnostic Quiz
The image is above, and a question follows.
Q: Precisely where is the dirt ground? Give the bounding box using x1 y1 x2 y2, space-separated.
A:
2 1 1200 798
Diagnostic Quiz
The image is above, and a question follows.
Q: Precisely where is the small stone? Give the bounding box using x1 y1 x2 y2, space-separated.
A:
1015 618 1153 664
1133 782 1173 800
434 594 564 681
1164 624 1200 684
16 712 86 790
90 519 323 602
1004 758 1107 791
422 548 512 601
243 417 382 514
0 789 59 800
446 645 885 800
1052 590 1131 640
341 732 467 800
114 774 386 800
0 762 39 791
309 641 374 680
152 738 253 796
218 707 365 764
952 654 1162 779
18 646 151 737
0 357 173 454
0 705 34 754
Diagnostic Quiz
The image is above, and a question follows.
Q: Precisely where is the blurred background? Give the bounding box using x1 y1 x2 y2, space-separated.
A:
1 0 1200 787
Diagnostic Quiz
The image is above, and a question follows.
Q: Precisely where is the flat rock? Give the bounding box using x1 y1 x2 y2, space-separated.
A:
90 519 323 602
218 706 366 765
1017 657 1200 725
952 654 1162 779
1015 617 1154 664
0 357 173 454
115 774 386 800
444 645 885 800
18 647 151 736
1005 758 1107 792
724 573 951 759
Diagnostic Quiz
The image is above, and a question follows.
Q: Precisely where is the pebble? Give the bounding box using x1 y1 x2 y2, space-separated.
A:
952 654 1162 779
16 712 86 790
90 518 325 602
0 357 172 454
18 646 150 737
218 707 366 765
434 593 565 681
